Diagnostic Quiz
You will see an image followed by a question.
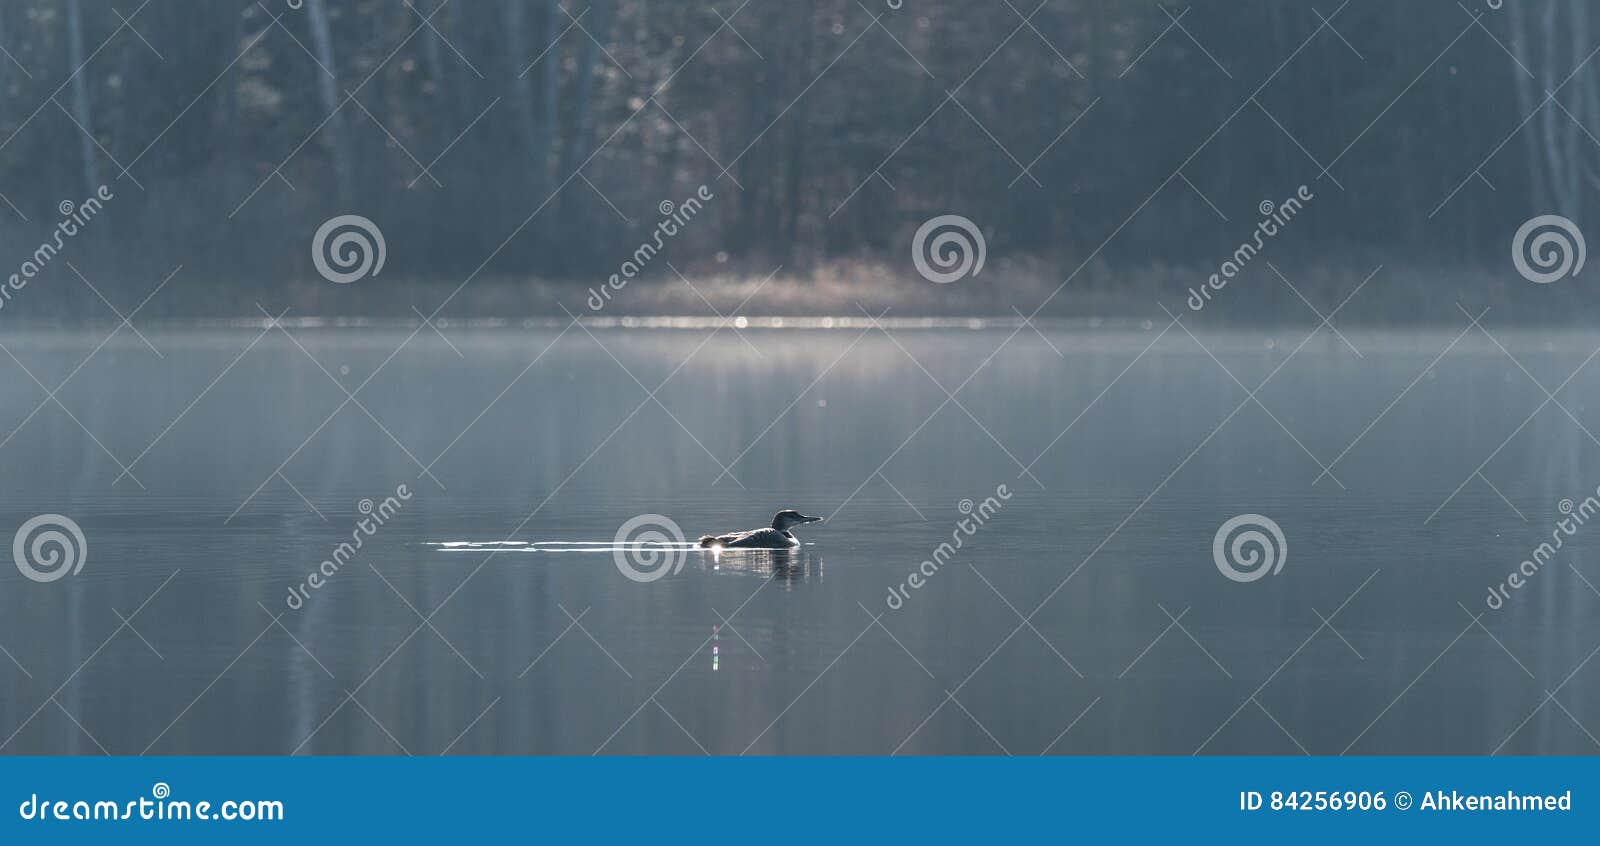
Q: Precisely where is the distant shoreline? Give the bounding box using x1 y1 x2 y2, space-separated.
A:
8 314 1599 333
3 258 1592 327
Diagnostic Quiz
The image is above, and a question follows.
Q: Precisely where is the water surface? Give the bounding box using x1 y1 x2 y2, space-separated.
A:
2 323 1597 754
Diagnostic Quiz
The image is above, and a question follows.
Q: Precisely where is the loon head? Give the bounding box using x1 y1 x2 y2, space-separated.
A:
771 510 822 532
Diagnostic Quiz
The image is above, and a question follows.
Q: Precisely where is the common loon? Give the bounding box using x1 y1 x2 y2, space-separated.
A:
698 510 822 549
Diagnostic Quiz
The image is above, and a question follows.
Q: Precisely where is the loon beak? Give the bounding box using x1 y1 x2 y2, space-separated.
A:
801 515 823 524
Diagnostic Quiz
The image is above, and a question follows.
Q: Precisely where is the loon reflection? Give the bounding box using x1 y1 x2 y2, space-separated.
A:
702 549 823 585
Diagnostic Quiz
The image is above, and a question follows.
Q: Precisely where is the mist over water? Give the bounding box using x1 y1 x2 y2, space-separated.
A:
2 324 1595 754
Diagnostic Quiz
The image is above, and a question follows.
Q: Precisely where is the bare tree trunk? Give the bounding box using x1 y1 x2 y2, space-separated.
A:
1572 1 1598 216
535 0 560 199
559 0 607 182
1565 1 1583 220
0 5 11 116
443 2 471 128
1537 4 1571 213
306 0 353 206
421 0 449 135
781 3 817 265
422 3 444 94
66 0 100 195
1508 3 1548 211
221 3 249 199
505 0 537 193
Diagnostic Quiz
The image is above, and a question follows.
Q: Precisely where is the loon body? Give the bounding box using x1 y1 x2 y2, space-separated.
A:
698 509 822 549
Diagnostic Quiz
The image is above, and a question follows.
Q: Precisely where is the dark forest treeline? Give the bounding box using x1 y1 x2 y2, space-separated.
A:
0 0 1593 318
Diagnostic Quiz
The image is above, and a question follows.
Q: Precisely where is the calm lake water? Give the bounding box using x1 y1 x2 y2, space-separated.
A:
2 322 1599 755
